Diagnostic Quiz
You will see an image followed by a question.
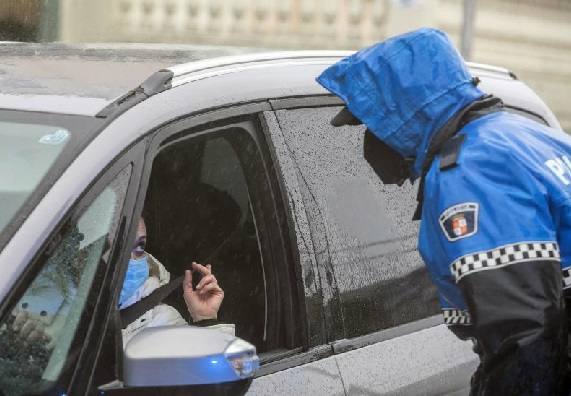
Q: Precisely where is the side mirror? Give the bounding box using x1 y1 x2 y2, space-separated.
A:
121 326 259 395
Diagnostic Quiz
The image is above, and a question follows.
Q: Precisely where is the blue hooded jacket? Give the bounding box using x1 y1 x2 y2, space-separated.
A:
317 28 571 332
316 28 484 178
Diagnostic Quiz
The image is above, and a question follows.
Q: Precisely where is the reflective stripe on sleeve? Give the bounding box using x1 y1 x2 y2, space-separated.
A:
442 309 471 325
450 241 560 282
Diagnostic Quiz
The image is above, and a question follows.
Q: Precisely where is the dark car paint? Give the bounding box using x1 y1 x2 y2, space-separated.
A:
0 50 561 395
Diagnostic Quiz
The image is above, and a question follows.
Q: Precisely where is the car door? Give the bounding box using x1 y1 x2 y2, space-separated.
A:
267 96 479 395
0 146 142 396
88 101 347 395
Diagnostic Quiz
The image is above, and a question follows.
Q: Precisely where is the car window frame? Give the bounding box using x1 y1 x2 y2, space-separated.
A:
269 96 348 346
136 102 306 364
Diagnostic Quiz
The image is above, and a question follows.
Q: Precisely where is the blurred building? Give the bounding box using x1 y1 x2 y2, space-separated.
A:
0 0 41 41
2 0 570 129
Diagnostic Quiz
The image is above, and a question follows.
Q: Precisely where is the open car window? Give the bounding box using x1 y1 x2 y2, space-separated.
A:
142 121 299 354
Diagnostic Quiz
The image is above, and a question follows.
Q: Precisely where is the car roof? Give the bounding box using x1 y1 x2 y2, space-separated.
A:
0 42 519 117
0 42 265 115
106 49 559 127
165 51 513 88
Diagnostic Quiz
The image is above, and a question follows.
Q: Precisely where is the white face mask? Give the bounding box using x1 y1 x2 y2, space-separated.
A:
119 255 149 307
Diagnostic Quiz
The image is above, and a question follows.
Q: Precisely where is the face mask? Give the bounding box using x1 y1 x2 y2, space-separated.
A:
119 255 149 307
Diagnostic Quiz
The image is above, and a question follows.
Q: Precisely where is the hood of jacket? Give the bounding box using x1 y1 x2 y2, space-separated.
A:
316 28 484 177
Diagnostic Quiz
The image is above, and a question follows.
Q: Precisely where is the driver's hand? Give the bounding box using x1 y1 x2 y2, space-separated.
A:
12 311 51 345
183 262 224 322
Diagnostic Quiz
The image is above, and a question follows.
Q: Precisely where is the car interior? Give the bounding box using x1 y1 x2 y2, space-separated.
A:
142 132 268 350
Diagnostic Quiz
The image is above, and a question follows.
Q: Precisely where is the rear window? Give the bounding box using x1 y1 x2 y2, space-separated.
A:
274 106 439 339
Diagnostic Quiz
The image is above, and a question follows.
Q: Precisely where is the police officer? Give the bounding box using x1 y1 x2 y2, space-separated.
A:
317 28 570 395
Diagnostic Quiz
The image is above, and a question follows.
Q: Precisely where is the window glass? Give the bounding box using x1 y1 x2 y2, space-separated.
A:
0 165 131 396
0 121 71 233
144 129 270 350
201 137 250 217
274 106 439 338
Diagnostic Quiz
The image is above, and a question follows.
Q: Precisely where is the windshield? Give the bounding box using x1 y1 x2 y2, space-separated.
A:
0 111 102 250
0 121 70 232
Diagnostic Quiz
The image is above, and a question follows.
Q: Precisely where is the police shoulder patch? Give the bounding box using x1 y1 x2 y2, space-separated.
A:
438 202 478 242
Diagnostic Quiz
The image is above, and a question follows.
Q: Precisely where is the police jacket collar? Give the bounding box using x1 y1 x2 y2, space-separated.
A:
413 95 504 220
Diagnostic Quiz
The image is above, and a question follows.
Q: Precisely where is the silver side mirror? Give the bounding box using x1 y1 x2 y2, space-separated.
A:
123 326 259 389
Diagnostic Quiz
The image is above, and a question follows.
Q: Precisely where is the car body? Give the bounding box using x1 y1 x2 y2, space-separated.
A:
0 43 561 395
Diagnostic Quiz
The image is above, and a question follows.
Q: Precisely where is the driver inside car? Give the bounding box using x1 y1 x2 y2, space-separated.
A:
9 218 235 348
119 217 235 344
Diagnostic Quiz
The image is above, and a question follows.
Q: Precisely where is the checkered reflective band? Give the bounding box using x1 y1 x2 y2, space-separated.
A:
442 309 471 325
563 267 571 289
451 241 560 282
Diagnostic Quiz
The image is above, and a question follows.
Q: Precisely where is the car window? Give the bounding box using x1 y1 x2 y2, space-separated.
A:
143 124 297 353
0 165 131 396
274 106 439 339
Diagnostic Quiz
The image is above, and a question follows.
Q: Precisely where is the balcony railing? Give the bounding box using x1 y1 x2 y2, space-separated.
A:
112 0 392 48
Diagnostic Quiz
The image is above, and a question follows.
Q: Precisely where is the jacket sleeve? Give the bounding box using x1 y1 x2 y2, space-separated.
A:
419 143 567 394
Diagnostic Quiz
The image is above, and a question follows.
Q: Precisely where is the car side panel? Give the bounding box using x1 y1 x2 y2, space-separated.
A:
335 325 477 395
247 324 476 395
247 356 345 396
